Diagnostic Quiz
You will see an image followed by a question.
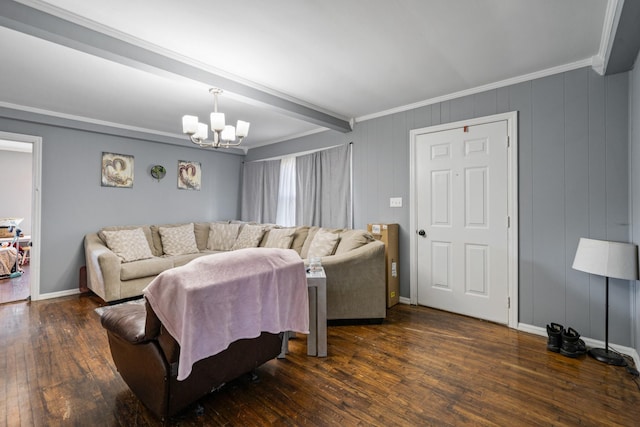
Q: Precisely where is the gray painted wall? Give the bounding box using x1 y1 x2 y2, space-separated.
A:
0 149 32 234
248 67 633 346
631 51 640 356
0 117 243 295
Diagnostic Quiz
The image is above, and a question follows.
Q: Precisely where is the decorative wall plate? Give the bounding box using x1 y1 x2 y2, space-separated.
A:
150 165 166 181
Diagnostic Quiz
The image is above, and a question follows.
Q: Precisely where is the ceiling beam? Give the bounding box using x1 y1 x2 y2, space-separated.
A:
605 0 640 75
0 0 353 133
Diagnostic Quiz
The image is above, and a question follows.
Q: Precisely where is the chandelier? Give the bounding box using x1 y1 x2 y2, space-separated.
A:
181 88 250 149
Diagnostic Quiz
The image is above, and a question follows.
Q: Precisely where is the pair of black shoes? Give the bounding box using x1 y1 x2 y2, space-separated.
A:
546 323 587 358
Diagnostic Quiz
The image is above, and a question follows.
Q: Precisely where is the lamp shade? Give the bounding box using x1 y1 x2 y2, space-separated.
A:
182 115 198 134
236 120 250 137
210 112 225 131
194 122 208 140
221 125 235 141
572 238 638 280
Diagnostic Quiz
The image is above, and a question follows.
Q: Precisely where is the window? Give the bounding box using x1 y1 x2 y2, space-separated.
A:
275 156 296 226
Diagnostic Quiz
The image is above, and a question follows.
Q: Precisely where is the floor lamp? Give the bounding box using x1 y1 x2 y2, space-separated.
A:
572 238 639 366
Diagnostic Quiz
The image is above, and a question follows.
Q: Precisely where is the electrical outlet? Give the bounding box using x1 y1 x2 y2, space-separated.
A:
390 197 402 208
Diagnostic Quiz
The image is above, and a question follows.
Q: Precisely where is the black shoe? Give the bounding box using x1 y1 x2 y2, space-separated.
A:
560 327 587 358
546 323 563 353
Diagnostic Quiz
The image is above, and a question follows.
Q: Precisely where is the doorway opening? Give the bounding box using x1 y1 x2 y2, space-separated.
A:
0 131 41 304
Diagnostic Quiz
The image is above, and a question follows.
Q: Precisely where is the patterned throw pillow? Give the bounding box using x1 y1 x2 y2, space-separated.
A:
102 228 154 262
334 230 375 255
207 223 242 251
307 229 341 258
231 224 266 250
158 223 199 256
264 228 295 249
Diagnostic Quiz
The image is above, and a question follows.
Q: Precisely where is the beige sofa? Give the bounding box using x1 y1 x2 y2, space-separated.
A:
84 222 386 321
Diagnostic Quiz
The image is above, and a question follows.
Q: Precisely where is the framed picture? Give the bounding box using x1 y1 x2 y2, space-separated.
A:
101 152 134 188
177 160 201 190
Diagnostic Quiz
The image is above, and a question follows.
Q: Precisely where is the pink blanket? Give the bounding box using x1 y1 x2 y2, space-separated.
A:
143 248 309 380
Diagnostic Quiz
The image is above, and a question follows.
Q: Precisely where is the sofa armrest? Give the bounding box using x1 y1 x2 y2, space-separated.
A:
317 240 386 320
84 233 122 301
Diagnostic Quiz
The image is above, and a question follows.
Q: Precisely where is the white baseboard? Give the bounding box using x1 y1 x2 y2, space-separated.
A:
518 322 640 369
399 296 411 305
33 288 81 301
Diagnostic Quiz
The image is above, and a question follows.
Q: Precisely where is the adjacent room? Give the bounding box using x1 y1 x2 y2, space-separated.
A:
1 1 640 425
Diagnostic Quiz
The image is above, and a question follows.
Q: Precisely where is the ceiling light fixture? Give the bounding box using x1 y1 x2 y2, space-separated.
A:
182 88 250 149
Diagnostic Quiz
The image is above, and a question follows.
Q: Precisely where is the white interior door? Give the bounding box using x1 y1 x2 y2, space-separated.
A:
415 120 509 324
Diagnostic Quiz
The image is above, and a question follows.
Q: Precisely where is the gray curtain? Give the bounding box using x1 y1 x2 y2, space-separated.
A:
240 160 280 223
296 144 351 228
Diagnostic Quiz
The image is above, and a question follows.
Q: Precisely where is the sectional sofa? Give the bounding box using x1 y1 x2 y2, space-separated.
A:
84 221 386 321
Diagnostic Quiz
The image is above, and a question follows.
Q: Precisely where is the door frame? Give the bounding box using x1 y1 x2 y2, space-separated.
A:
409 111 519 328
0 130 42 301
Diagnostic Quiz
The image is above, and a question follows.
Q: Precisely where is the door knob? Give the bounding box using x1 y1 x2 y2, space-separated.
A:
417 229 426 237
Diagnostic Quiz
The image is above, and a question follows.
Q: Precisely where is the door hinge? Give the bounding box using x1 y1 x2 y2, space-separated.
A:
507 216 510 228
508 297 511 309
506 136 510 148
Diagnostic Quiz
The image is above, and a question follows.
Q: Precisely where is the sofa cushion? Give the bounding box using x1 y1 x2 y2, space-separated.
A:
290 226 310 255
120 256 173 280
334 229 375 255
307 229 341 258
207 223 241 250
102 228 154 263
193 222 211 251
158 223 199 256
171 252 206 268
99 225 156 256
263 227 295 249
150 223 183 256
231 224 266 250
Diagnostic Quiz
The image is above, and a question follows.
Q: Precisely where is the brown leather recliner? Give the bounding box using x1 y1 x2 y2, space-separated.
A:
100 300 282 420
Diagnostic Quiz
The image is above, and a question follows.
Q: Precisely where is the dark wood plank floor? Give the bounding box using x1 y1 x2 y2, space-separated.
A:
0 265 30 305
1 295 639 426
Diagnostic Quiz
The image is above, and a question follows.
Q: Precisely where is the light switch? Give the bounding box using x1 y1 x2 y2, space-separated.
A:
390 197 402 208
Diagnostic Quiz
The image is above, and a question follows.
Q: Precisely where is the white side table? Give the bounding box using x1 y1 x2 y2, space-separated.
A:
279 267 327 358
306 267 327 357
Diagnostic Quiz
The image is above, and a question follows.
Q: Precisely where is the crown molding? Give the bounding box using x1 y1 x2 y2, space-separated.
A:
356 58 594 123
0 101 184 140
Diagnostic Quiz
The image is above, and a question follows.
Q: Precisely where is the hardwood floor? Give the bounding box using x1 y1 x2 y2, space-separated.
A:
1 295 639 426
0 264 30 305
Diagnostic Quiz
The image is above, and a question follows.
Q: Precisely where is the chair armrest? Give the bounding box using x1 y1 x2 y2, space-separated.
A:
100 302 155 344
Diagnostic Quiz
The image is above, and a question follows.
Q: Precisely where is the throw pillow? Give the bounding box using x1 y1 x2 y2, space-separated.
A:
307 229 341 259
231 224 266 250
264 227 295 249
207 223 242 251
158 223 199 256
300 226 320 259
102 228 154 263
334 230 375 255
290 226 310 255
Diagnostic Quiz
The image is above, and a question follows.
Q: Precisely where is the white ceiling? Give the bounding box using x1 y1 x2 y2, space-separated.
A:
0 0 616 150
